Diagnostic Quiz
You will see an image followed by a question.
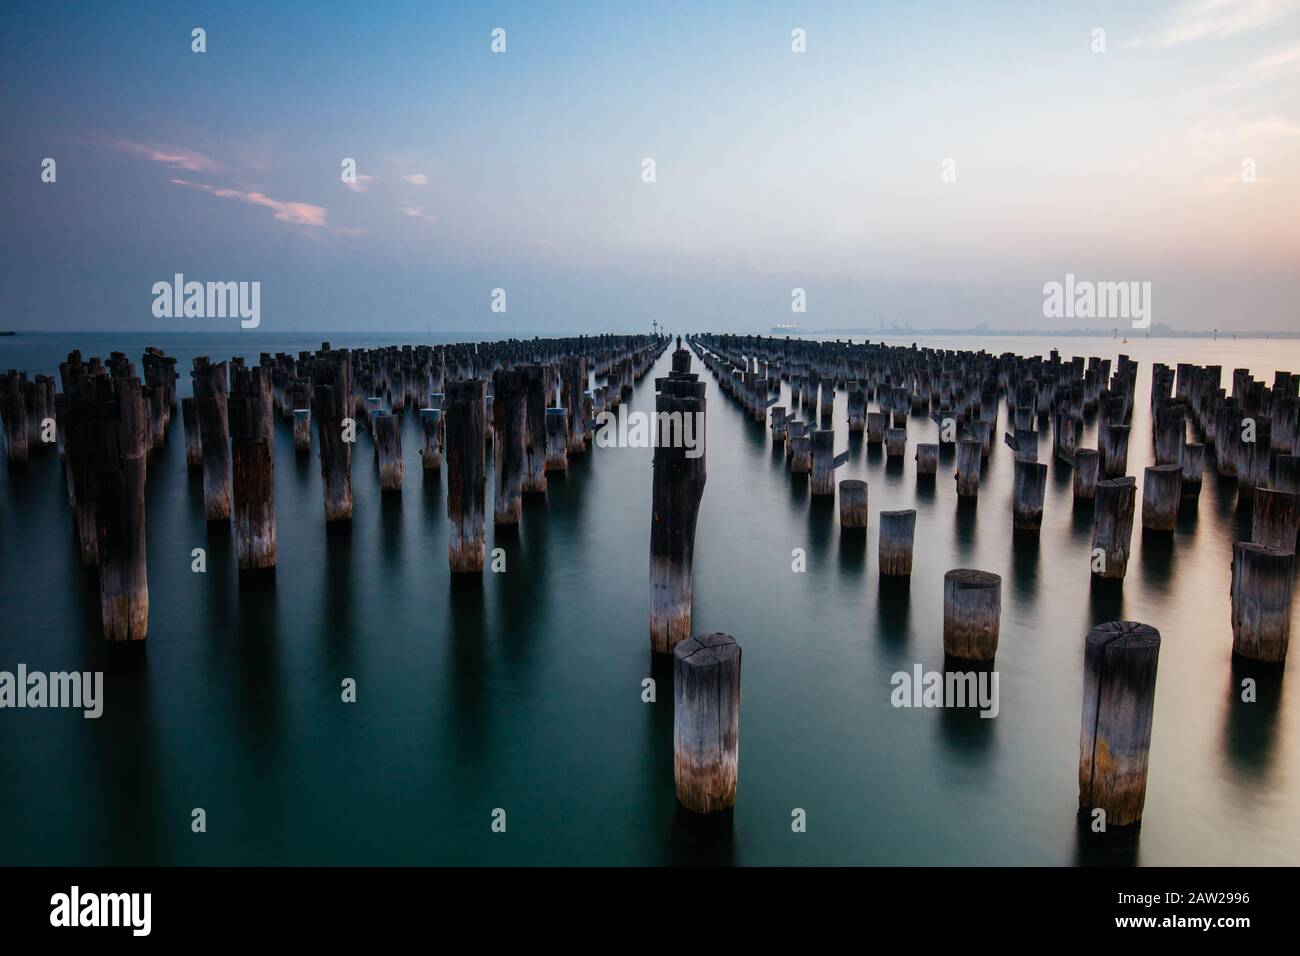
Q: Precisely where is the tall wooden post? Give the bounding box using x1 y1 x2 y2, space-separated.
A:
420 408 443 471
1078 621 1160 828
492 368 527 525
181 396 203 468
67 375 149 641
313 350 354 522
0 371 29 465
445 379 487 572
228 365 277 569
650 358 707 654
810 429 836 495
955 438 981 499
544 406 569 472
561 356 588 454
373 412 403 493
1091 477 1136 580
191 357 232 521
1180 442 1204 502
522 364 549 492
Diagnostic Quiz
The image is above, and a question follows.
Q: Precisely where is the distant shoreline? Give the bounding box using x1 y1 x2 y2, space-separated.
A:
790 328 1300 340
2 328 1297 341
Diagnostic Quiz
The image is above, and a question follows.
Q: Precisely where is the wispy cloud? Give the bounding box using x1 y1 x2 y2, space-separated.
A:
401 173 429 185
1137 0 1299 47
114 140 219 172
345 174 377 193
1217 40 1300 89
400 201 435 222
170 178 328 226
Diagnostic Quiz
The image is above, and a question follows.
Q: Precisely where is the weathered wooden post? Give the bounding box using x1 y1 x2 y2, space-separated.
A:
288 403 308 455
446 379 487 572
1153 403 1185 466
879 509 916 577
0 372 29 465
561 356 588 454
1078 621 1160 828
66 375 149 641
811 374 828 419
228 365 277 570
1073 448 1099 503
492 368 527 525
955 438 981 499
420 408 443 471
544 406 569 472
915 442 938 478
811 429 836 495
1252 488 1298 553
839 479 868 529
192 358 232 521
1100 421 1130 478
942 569 1001 661
885 426 907 459
522 365 548 492
866 410 887 445
1180 442 1204 502
770 406 788 447
1271 454 1300 494
788 422 811 474
1231 543 1294 662
1012 459 1048 532
313 371 354 522
373 412 403 492
847 383 865 433
181 396 203 468
650 364 707 653
1092 477 1136 580
673 633 741 814
1007 427 1039 463
1140 464 1181 532
1237 417 1272 500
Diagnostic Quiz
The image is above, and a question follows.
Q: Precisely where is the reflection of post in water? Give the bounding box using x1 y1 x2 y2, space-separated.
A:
876 575 911 645
1223 655 1285 782
937 656 997 755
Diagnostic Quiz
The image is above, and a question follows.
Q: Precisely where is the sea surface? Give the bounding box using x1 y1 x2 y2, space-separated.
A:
1 331 1298 865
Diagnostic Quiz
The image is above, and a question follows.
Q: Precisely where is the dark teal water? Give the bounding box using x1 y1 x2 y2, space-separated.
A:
2 332 1298 865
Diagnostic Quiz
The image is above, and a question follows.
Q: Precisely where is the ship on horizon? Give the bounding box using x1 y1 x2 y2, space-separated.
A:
770 322 799 334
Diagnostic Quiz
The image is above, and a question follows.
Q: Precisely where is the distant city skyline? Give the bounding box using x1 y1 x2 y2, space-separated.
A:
2 0 1297 333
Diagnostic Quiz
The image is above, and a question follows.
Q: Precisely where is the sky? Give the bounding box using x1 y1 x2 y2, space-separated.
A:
1 0 1298 334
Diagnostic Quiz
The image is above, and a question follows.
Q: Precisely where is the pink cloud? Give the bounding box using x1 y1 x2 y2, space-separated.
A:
170 178 328 227
115 140 218 172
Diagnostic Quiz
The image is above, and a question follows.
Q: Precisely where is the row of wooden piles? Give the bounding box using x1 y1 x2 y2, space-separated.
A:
680 332 1295 831
643 341 741 816
2 350 179 642
0 337 667 644
185 336 661 574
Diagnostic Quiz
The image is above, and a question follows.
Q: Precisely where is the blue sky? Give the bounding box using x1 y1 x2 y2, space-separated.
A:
2 0 1298 332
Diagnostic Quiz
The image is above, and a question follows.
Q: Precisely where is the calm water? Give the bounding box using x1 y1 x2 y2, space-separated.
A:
2 332 1299 866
